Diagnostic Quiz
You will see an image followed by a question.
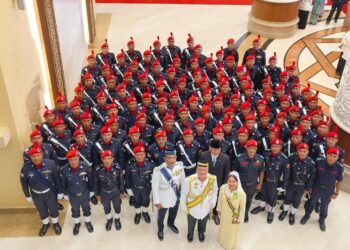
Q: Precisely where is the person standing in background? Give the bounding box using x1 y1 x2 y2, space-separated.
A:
326 0 349 24
298 0 312 29
310 0 323 25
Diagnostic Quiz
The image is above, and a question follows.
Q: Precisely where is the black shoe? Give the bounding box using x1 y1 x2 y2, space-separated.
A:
134 213 141 225
158 231 164 241
115 219 121 230
168 225 179 234
39 223 50 237
254 192 261 200
198 232 205 242
318 219 326 232
251 206 265 214
57 202 64 210
213 214 220 225
85 222 94 233
244 214 249 223
267 212 274 224
326 20 330 24
90 196 98 205
279 211 288 221
73 223 80 236
279 203 284 210
315 202 321 213
105 218 113 231
335 19 338 23
300 214 310 225
187 234 193 242
129 196 134 206
289 213 295 225
52 223 62 235
142 212 151 223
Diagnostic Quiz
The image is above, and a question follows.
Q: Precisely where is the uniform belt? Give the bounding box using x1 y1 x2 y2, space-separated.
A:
185 164 196 170
57 156 67 160
134 185 145 189
32 188 50 194
267 178 277 183
242 182 255 186
319 185 330 189
102 188 118 194
293 182 304 186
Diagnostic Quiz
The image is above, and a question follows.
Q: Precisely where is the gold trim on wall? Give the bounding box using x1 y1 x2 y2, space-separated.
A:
86 0 96 46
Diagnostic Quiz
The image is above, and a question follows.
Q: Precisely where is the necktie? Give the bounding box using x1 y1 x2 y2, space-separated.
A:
213 157 217 166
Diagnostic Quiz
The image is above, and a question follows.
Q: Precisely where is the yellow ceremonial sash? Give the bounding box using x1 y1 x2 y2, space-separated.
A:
186 175 215 212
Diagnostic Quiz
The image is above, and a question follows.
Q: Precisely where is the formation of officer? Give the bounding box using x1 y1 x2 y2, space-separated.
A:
21 33 345 237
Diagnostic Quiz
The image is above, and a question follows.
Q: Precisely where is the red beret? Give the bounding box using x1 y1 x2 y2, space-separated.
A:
116 52 124 59
80 109 91 120
301 83 312 94
100 126 111 134
66 148 79 159
200 105 211 113
73 128 85 138
277 112 287 118
28 143 42 155
300 115 311 122
275 84 285 91
128 126 140 135
188 95 198 103
127 36 135 45
178 105 188 113
69 100 80 109
123 71 132 78
96 90 107 99
87 50 95 60
252 35 261 44
245 55 255 61
271 138 283 146
163 112 174 121
74 82 84 93
269 52 277 61
143 49 151 57
155 80 165 88
289 105 301 113
236 65 245 73
297 143 309 151
269 125 280 134
133 144 146 154
136 112 147 120
155 130 167 138
107 75 116 81
225 55 234 61
222 117 232 125
326 126 339 139
194 117 205 125
279 71 288 78
212 123 223 134
240 101 251 109
52 117 65 128
55 92 66 103
107 102 118 110
183 128 193 136
237 127 249 134
327 147 339 155
187 33 194 43
166 67 175 74
152 60 160 68
156 97 167 104
141 92 151 99
43 106 54 117
169 90 178 99
167 32 174 41
227 38 235 44
116 83 126 92
100 39 109 49
102 64 110 71
245 114 256 121
101 150 113 159
291 128 302 136
30 127 41 139
126 95 137 104
245 140 258 148
153 35 161 46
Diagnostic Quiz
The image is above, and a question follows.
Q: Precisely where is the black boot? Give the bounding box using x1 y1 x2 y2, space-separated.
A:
105 218 113 231
289 213 295 225
213 214 220 225
142 212 151 223
251 206 265 214
115 218 121 230
315 202 321 213
85 222 94 233
90 196 98 205
198 232 205 242
254 192 261 200
129 196 134 206
168 224 179 234
73 223 80 236
39 224 50 237
57 202 64 210
52 223 62 235
187 234 193 242
318 218 326 231
267 212 274 224
134 213 141 224
279 211 288 221
300 214 310 225
158 231 164 241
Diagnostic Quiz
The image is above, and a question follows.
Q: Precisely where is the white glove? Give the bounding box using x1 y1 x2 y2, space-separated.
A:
277 187 285 192
25 197 33 202
126 189 134 196
57 193 63 200
64 195 69 201
89 192 95 198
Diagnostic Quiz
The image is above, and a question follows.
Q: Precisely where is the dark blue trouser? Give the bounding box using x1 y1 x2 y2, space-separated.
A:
32 190 59 220
284 183 305 209
260 181 278 207
305 186 333 220
100 190 121 214
242 182 256 217
68 190 91 218
132 187 151 209
157 199 179 232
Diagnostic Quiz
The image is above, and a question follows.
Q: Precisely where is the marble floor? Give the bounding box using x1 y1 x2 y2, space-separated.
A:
2 3 350 250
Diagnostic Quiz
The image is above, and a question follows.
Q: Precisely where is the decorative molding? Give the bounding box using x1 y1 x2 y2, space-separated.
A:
36 0 66 97
86 0 96 45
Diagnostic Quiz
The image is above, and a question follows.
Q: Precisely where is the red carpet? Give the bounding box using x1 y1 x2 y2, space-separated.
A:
96 0 252 4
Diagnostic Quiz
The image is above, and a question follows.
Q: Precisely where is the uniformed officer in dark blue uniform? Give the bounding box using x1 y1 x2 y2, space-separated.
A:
243 35 266 67
149 130 174 167
233 140 265 223
300 148 344 231
94 150 124 231
279 143 315 225
60 147 94 235
20 143 62 236
96 39 117 67
125 144 154 224
251 138 290 223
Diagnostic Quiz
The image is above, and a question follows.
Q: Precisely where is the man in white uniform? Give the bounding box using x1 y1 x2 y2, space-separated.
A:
152 144 186 241
181 160 218 243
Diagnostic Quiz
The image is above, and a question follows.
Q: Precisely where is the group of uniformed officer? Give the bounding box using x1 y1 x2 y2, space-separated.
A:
20 33 345 237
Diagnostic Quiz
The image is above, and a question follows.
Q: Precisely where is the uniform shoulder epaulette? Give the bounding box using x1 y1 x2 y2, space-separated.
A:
175 161 184 167
187 174 197 182
208 174 217 181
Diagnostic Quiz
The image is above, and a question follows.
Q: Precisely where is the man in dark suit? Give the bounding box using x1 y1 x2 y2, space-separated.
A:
199 139 231 225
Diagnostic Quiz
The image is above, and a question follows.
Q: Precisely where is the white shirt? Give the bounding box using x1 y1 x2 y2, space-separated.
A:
152 161 186 208
299 0 312 11
180 174 218 220
211 153 218 165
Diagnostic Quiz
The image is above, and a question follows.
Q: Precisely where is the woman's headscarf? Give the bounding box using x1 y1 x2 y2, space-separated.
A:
227 171 243 192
